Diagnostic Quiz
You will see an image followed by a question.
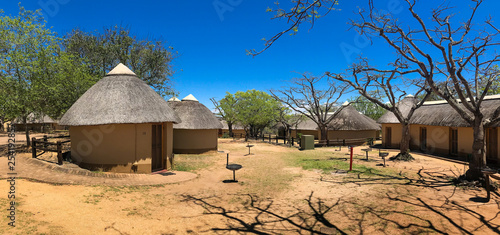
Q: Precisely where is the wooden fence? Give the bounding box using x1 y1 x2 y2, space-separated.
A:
32 135 70 165
221 132 380 148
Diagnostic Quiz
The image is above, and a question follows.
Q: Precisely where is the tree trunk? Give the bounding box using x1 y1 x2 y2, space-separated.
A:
399 122 411 154
24 120 31 149
228 122 233 137
466 118 487 180
320 126 328 142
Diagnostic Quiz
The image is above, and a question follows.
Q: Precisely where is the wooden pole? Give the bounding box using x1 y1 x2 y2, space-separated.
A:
32 137 37 158
349 146 353 172
57 141 63 165
43 135 48 148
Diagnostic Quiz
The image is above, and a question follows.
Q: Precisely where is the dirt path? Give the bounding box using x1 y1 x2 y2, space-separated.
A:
0 139 498 234
0 155 198 186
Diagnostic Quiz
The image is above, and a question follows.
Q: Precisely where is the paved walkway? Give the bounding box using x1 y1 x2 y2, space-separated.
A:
0 156 198 186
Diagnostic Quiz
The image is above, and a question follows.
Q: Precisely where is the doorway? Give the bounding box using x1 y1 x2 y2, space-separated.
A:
449 128 458 156
385 127 392 148
420 127 427 151
151 124 163 171
487 128 498 164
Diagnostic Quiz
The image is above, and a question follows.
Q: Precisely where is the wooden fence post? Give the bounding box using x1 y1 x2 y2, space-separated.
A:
32 137 37 158
57 141 63 165
43 135 48 148
275 135 278 144
291 137 294 146
269 134 271 143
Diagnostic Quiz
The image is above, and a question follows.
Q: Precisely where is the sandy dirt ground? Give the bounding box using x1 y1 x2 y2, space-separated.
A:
0 138 499 234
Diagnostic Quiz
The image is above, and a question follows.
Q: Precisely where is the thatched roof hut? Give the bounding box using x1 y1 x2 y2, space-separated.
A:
220 120 245 130
377 95 417 124
13 112 59 132
13 112 56 124
291 105 381 140
376 94 500 127
168 95 222 130
294 105 380 131
379 94 500 162
219 120 246 137
328 105 381 130
60 64 180 126
168 94 223 154
60 63 179 173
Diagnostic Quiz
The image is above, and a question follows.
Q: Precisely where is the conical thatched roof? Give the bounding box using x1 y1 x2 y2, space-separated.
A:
168 95 223 130
59 63 181 126
294 105 380 131
328 105 381 130
182 94 198 101
377 96 417 124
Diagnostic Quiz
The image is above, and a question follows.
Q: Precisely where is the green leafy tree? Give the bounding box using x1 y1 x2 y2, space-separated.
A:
211 92 238 137
39 51 98 119
348 95 386 121
0 5 60 146
63 26 177 97
234 90 282 138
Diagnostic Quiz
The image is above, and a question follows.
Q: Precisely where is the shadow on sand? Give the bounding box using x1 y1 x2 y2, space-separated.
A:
181 168 500 234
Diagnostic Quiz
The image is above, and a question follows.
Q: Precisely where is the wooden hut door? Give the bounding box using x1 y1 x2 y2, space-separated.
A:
151 124 163 171
487 128 498 164
385 127 392 148
420 127 427 151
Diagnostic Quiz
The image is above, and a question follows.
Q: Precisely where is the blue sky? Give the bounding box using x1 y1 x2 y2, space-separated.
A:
2 1 499 109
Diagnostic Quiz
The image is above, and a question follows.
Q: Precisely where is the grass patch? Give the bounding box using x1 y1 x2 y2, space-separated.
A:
286 150 390 177
174 154 215 172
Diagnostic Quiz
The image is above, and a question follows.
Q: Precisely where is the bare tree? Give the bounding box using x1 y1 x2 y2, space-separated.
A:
256 0 500 179
329 59 431 160
248 0 340 56
270 74 348 143
345 0 500 179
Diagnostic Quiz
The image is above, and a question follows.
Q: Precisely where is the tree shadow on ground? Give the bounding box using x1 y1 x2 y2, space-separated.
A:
181 168 500 234
320 167 463 190
181 192 347 234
